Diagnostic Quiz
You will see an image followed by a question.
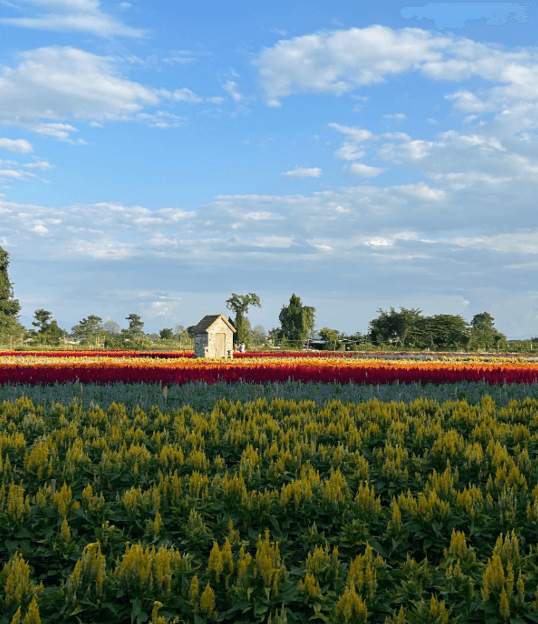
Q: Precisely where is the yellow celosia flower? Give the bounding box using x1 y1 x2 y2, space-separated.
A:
208 541 223 577
4 552 43 608
499 587 510 619
428 595 449 624
385 605 406 623
199 582 217 618
67 542 106 604
60 518 71 543
23 597 41 624
335 584 368 623
7 483 31 524
299 572 322 598
189 575 199 607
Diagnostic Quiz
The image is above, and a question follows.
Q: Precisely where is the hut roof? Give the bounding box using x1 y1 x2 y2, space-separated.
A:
192 314 236 334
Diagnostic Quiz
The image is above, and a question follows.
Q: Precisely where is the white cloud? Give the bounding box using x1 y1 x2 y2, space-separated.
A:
383 113 407 120
222 80 244 103
0 138 33 152
0 0 147 37
158 87 204 103
253 24 538 117
23 160 54 170
344 163 387 178
282 167 322 179
0 47 163 138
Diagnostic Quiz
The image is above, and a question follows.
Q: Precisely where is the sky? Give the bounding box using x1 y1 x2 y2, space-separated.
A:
1 1 538 339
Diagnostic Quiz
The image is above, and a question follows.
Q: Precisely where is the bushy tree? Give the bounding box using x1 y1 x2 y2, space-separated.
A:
277 294 315 349
368 307 423 347
159 328 174 340
318 327 343 351
468 312 506 351
121 314 144 340
30 309 66 346
0 247 24 344
71 315 104 346
414 314 470 351
226 293 261 348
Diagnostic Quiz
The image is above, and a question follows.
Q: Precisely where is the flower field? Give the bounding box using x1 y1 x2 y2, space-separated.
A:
2 353 538 386
3 352 538 623
3 391 538 623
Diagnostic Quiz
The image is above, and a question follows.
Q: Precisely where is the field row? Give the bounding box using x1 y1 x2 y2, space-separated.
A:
2 393 538 622
3 356 538 385
4 350 538 361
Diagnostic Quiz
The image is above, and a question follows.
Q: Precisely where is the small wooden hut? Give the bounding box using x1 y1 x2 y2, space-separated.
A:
192 314 236 359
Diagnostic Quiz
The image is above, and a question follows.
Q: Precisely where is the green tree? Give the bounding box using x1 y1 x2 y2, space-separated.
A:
418 314 471 351
122 314 144 338
277 294 315 349
0 247 24 344
368 307 423 347
468 312 506 351
41 320 67 346
31 310 67 346
318 327 343 351
226 293 261 348
159 328 174 340
32 309 53 334
71 315 104 346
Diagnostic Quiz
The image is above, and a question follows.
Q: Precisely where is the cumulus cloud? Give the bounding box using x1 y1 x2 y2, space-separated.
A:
0 0 147 37
344 163 387 178
253 24 538 115
0 47 220 139
282 167 322 179
0 138 33 153
0 47 164 138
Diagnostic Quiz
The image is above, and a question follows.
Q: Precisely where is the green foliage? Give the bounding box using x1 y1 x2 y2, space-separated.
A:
368 307 423 347
468 313 507 351
317 327 343 351
70 315 104 346
277 294 315 347
226 293 262 348
0 247 23 344
4 391 538 622
159 328 174 340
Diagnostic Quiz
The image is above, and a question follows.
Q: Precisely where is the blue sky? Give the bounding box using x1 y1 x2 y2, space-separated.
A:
1 1 538 338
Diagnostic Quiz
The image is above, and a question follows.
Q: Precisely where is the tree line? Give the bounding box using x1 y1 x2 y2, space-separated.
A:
0 246 534 351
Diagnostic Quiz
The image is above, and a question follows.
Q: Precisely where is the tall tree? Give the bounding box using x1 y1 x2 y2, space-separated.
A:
277 294 315 348
32 309 53 333
0 247 24 342
225 293 261 347
469 312 506 351
159 328 174 340
71 315 103 344
124 313 144 338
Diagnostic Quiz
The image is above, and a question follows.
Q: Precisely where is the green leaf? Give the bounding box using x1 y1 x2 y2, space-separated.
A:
69 605 86 616
15 528 31 538
131 599 142 624
136 611 149 624
367 538 387 558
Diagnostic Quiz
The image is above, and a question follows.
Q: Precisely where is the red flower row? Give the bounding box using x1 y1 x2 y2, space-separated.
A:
1 359 537 385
